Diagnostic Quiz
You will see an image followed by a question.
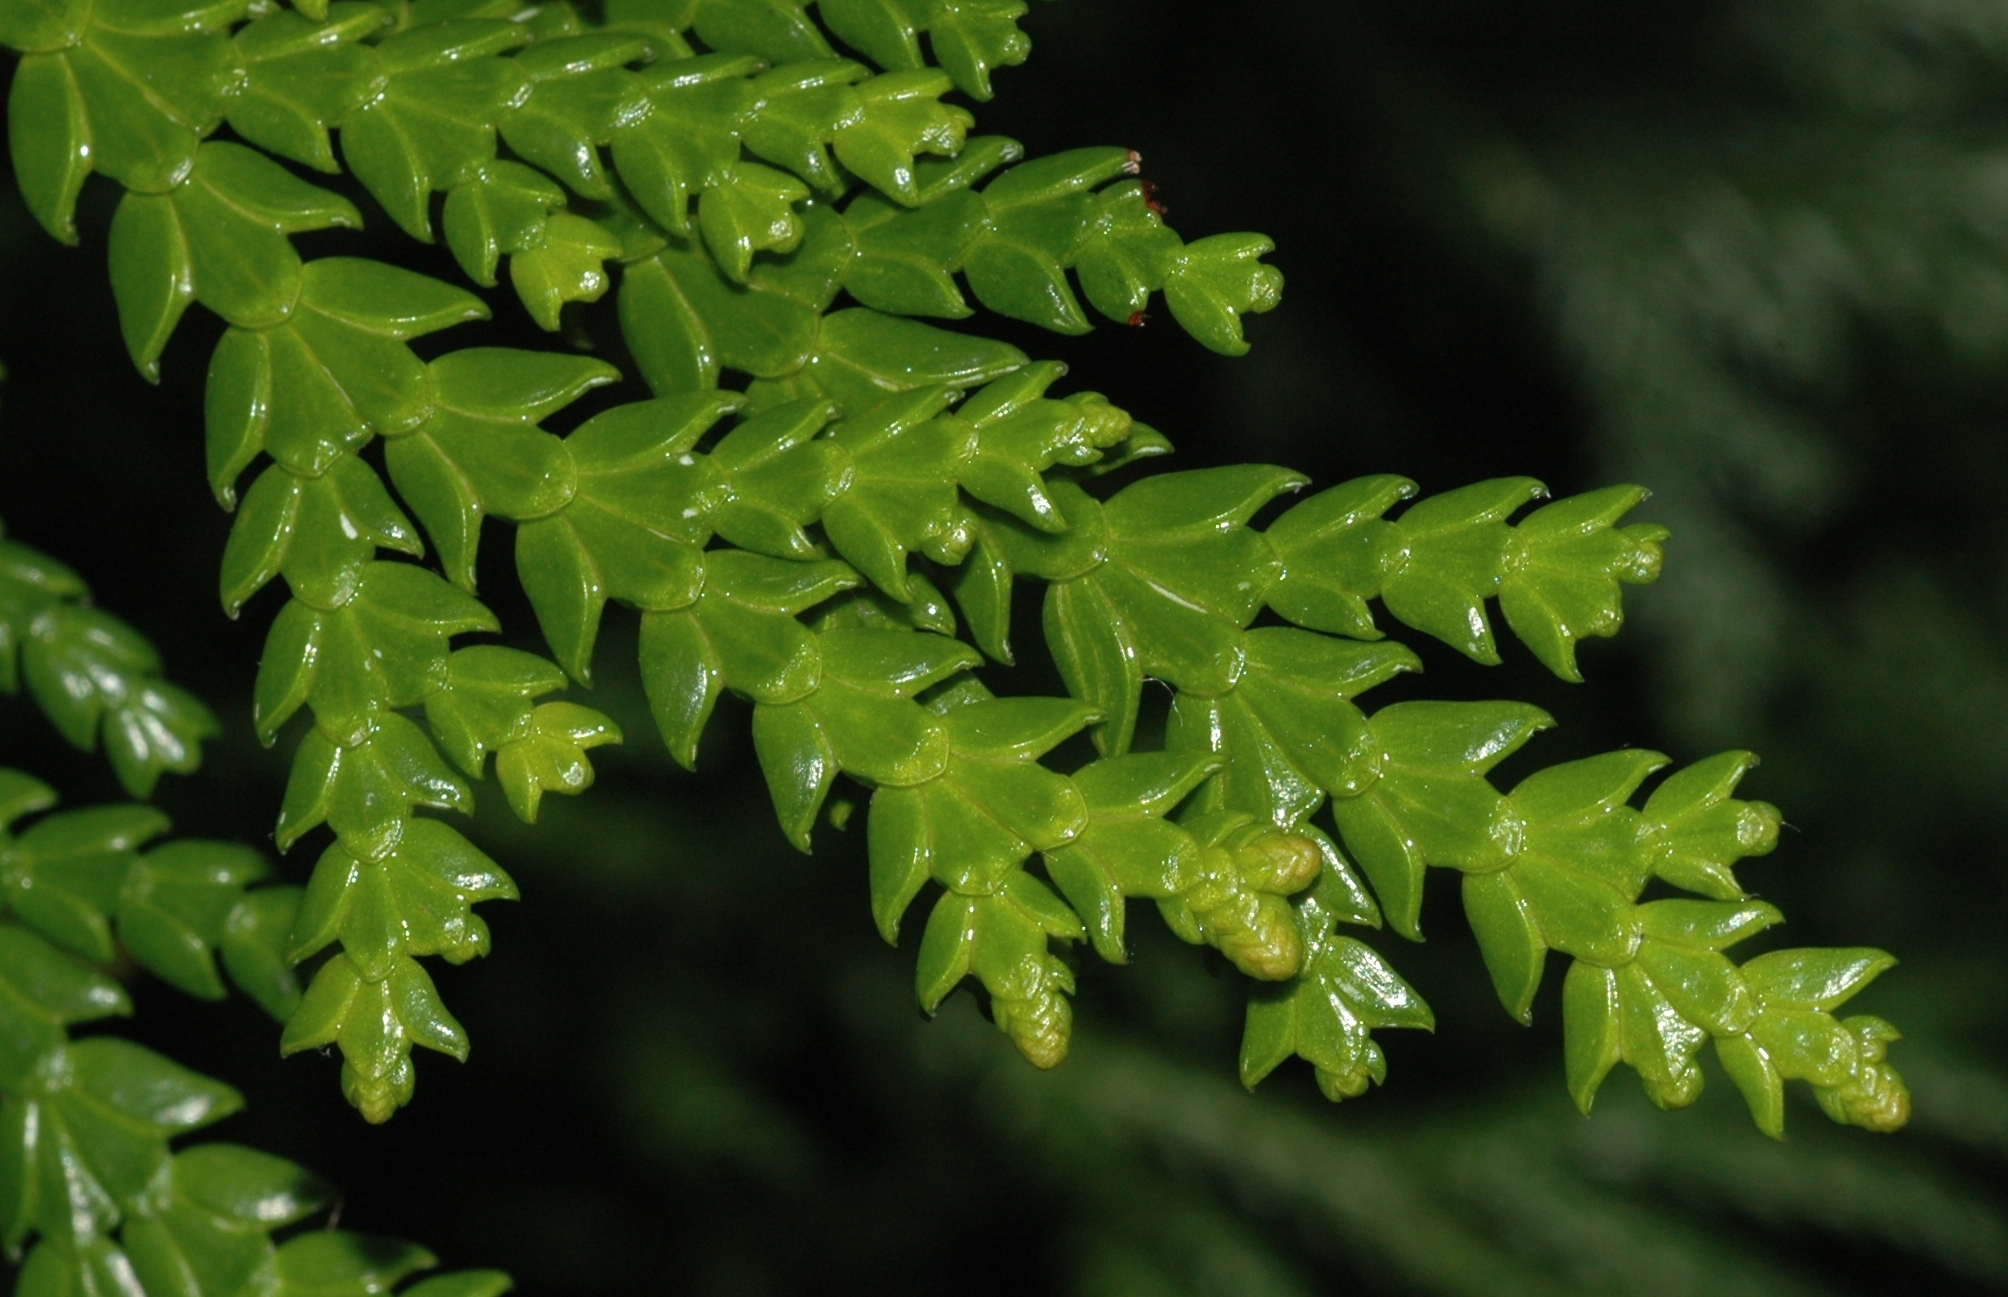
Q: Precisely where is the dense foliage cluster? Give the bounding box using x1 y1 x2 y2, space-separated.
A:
0 0 1933 1291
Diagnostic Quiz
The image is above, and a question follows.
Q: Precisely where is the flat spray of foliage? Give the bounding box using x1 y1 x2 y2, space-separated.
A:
0 0 1914 1289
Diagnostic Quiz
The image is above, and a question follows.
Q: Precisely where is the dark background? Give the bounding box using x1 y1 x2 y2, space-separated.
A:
4 1 2007 1291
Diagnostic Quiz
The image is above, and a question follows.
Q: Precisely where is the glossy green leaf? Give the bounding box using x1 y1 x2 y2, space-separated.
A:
1328 701 1552 939
1160 233 1283 356
444 160 565 288
387 351 613 589
921 0 1033 100
0 772 58 829
820 387 971 597
0 0 89 53
638 550 855 770
700 163 811 283
173 1142 330 1226
70 1035 243 1132
494 702 622 822
221 885 304 1021
517 499 705 684
1562 959 1622 1114
423 646 566 777
299 257 489 342
5 589 216 798
843 188 981 318
963 209 1094 334
177 142 359 329
1241 933 1431 1101
613 55 761 233
230 8 386 172
7 801 169 961
620 246 819 395
836 70 970 204
498 58 642 202
1498 485 1666 680
107 191 194 382
1043 753 1213 962
1615 960 1708 1110
799 308 1026 414
64 33 221 193
8 54 90 244
1074 179 1181 321
1462 870 1546 1024
1263 475 1416 638
916 881 1081 1068
274 1231 436 1291
751 699 838 851
1227 629 1421 802
1639 750 1782 900
0 922 130 1024
805 678 950 785
1715 1032 1786 1139
510 213 623 333
1379 477 1545 664
116 839 268 1000
1740 947 1896 1011
341 49 527 240
693 0 831 64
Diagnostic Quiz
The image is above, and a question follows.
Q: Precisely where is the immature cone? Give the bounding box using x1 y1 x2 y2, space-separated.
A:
1187 828 1324 981
1818 1018 1912 1132
1315 1041 1388 1102
996 984 1075 1070
1233 829 1324 892
343 1058 414 1126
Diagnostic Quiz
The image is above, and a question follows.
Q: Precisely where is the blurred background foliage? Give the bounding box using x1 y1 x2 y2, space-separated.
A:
3 0 2007 1291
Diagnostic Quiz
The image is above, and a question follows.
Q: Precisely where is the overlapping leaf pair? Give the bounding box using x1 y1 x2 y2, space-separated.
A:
0 768 295 1021
0 522 215 798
